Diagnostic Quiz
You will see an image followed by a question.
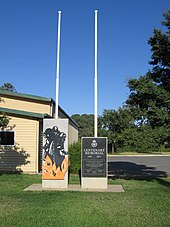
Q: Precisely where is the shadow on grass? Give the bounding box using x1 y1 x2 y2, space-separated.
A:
0 144 30 173
108 161 170 189
155 178 170 189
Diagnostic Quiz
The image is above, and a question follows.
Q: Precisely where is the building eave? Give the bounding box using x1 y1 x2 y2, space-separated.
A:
0 107 50 119
0 89 54 103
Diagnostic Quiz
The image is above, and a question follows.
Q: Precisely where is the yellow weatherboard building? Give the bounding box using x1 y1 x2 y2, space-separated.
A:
0 89 78 173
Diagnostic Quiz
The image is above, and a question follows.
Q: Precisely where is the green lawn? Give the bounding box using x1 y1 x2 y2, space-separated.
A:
0 174 170 227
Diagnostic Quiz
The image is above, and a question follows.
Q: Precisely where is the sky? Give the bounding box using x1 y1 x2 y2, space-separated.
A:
0 0 169 116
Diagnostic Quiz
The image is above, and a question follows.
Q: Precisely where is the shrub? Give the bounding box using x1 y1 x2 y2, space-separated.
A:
69 140 81 174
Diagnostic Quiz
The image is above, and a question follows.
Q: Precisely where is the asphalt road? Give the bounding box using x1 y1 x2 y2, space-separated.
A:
108 155 170 178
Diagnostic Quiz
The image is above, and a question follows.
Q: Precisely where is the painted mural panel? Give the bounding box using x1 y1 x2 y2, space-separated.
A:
42 120 69 180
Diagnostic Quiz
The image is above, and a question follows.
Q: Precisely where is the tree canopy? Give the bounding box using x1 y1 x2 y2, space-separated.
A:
71 114 94 138
0 82 16 129
101 10 170 152
0 83 17 92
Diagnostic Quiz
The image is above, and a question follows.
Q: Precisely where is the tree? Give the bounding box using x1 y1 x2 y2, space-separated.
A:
71 114 94 138
148 10 170 92
0 113 9 129
0 83 16 129
126 74 169 127
0 96 9 129
101 107 134 152
100 10 170 153
0 83 17 92
125 10 170 149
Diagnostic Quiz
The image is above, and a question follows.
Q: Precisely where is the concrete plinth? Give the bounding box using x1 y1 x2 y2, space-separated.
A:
82 177 107 189
42 172 68 188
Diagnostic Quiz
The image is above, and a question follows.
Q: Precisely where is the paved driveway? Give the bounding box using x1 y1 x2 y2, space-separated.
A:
108 155 170 178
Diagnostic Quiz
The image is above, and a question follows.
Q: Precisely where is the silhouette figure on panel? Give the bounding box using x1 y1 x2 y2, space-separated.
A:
42 126 69 180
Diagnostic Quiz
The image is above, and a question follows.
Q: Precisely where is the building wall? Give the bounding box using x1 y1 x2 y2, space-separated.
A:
0 96 53 116
58 108 78 144
68 124 78 144
0 92 78 173
0 116 39 173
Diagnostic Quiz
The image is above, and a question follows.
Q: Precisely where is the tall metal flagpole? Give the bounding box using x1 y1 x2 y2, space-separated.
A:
94 10 98 137
55 11 62 119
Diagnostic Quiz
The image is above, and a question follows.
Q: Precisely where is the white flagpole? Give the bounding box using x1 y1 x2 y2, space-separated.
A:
94 10 98 137
55 11 62 119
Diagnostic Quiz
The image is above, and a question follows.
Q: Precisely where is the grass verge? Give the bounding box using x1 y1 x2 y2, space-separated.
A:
0 174 170 227
110 151 170 155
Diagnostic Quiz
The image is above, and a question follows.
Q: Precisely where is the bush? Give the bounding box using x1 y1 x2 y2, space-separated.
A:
115 125 169 153
69 140 81 174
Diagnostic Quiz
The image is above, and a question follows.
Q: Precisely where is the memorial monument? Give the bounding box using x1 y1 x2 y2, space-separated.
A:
81 10 108 189
42 10 108 190
42 11 69 188
81 137 108 189
42 119 69 188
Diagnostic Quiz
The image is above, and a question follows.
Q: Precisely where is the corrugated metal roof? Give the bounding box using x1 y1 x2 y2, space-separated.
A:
0 89 54 103
0 107 50 119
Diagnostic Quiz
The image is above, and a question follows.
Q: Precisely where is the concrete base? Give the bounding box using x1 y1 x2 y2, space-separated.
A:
42 180 67 188
24 184 124 192
42 171 68 188
81 177 107 189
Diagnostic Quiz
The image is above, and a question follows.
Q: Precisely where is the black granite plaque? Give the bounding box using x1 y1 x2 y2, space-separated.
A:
82 137 107 177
